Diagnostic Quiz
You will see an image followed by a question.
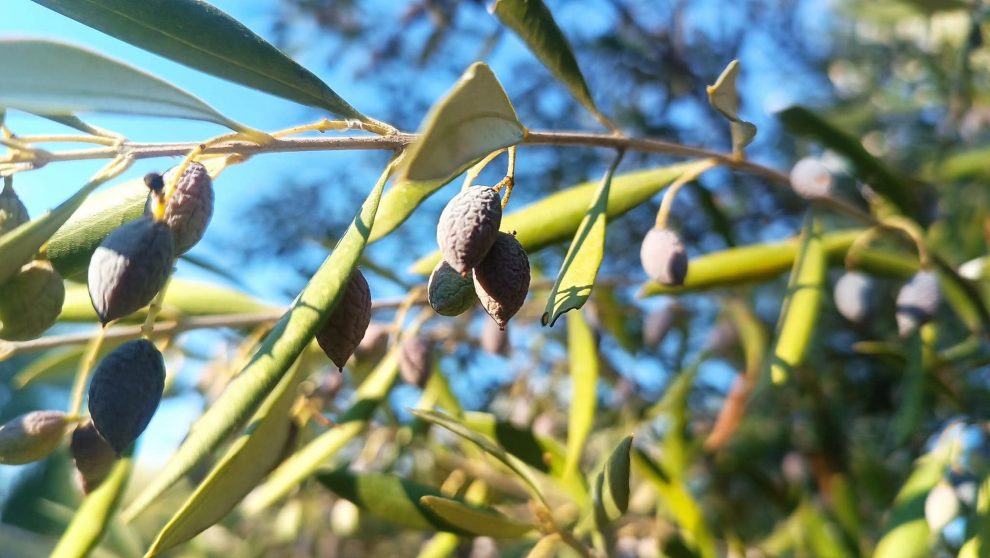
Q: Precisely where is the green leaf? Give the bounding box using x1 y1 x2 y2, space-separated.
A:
725 298 768 383
526 535 562 558
0 39 244 131
416 532 460 558
891 332 925 446
419 496 534 538
542 151 623 326
491 0 609 127
59 278 274 322
563 310 597 481
411 409 548 505
768 214 827 385
959 473 990 558
594 435 633 524
638 229 917 296
874 448 950 558
370 63 524 241
50 451 133 558
778 105 918 218
122 161 391 522
47 158 228 281
410 162 701 275
242 348 400 514
461 412 565 476
29 0 367 121
0 167 120 287
145 359 309 556
706 60 756 155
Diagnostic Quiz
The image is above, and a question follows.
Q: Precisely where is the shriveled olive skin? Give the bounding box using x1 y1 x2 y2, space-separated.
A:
88 216 174 324
0 410 68 465
157 162 214 254
316 269 373 371
428 260 477 316
70 420 117 494
436 187 502 275
399 336 434 388
473 232 530 329
0 260 65 341
88 339 166 454
895 270 941 337
640 227 688 287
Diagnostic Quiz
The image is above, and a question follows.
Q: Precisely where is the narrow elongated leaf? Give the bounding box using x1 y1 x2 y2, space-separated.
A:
146 360 308 556
491 0 606 125
419 496 534 538
638 229 918 296
891 332 925 445
30 0 366 121
594 435 633 524
410 162 701 275
706 60 756 154
543 151 623 326
526 535 562 558
778 105 918 217
563 310 597 481
242 348 400 514
417 533 460 558
59 278 274 322
412 409 548 505
371 63 523 241
47 158 228 280
50 451 132 558
959 474 990 558
0 39 243 130
122 163 391 522
726 298 768 382
769 215 827 384
874 449 950 558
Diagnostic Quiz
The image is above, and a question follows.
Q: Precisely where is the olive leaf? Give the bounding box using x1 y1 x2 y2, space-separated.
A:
370 62 524 241
0 39 247 132
418 496 535 538
768 214 827 385
873 447 951 558
542 150 624 327
706 60 757 156
563 310 597 482
593 435 633 525
29 0 368 122
50 451 133 558
122 161 392 522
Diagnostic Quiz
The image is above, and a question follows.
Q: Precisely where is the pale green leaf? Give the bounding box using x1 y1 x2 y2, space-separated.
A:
29 0 367 121
706 60 756 154
959 474 990 558
411 163 699 275
491 0 609 127
563 310 597 481
370 62 523 241
0 39 244 131
122 162 392 522
242 348 400 514
50 451 133 558
769 214 827 384
145 360 309 556
594 435 633 524
419 496 535 538
542 151 623 326
874 449 950 558
416 533 460 558
525 535 562 558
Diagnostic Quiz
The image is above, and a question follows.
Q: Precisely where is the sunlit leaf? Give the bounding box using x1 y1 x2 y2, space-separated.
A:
769 214 827 384
0 39 244 131
419 496 534 538
959 474 990 558
145 360 308 556
525 535 562 558
706 60 756 155
243 349 400 514
491 0 610 127
411 162 702 275
122 162 391 522
29 0 367 121
371 62 523 241
542 151 623 326
563 310 597 481
874 448 950 558
50 451 132 558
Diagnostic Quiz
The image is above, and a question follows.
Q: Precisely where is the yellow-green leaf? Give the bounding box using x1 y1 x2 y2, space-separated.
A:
419 496 534 538
29 0 367 121
242 348 400 514
491 0 609 127
563 310 597 481
725 298 768 383
50 451 132 558
122 161 392 522
594 435 633 524
417 533 460 558
769 214 827 384
411 163 699 275
371 63 523 241
0 39 244 131
145 360 309 556
959 474 990 558
874 449 950 558
706 60 756 155
542 151 623 326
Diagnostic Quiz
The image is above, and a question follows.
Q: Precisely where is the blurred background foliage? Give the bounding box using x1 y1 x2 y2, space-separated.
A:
5 0 990 557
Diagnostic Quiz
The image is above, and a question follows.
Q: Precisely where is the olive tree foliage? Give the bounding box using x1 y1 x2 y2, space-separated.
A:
1 0 990 557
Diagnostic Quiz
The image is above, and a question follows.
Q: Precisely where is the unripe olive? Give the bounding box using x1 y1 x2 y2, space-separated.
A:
473 232 530 329
0 182 29 235
316 269 373 371
437 187 502 275
88 339 166 454
428 260 477 316
790 157 834 199
0 410 69 465
895 270 940 337
0 260 65 341
399 336 434 388
640 227 688 286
